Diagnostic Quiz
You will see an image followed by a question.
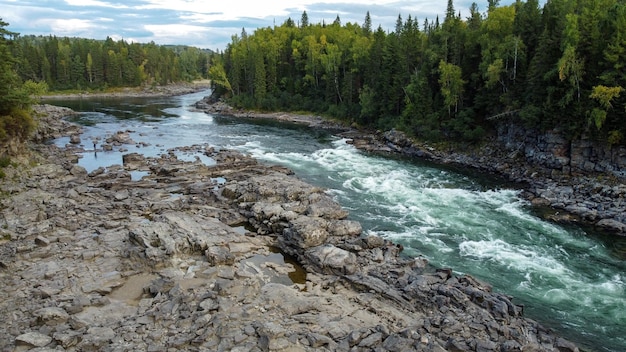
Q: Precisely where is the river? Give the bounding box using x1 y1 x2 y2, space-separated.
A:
47 89 625 352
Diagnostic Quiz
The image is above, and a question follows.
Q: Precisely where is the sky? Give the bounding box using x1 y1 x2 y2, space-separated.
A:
0 0 538 51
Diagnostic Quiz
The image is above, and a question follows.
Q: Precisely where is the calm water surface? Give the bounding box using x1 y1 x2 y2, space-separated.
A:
48 90 625 352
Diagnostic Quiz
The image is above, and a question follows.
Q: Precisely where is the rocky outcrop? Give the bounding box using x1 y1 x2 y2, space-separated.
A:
497 124 626 178
0 109 580 351
194 94 349 130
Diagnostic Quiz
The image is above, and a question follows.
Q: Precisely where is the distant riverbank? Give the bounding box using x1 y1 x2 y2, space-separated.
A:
41 80 211 100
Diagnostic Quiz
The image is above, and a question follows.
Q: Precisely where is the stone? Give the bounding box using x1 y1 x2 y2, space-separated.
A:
307 332 334 348
79 327 115 350
15 332 52 347
305 244 357 275
53 330 82 348
70 164 88 176
282 216 329 249
596 219 626 232
556 337 579 352
69 134 81 144
35 307 70 326
327 219 362 237
123 153 146 170
35 235 50 246
206 246 235 265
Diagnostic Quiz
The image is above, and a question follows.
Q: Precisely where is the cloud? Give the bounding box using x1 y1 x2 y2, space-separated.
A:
0 0 543 50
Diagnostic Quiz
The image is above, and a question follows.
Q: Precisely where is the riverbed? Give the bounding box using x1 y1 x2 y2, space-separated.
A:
48 89 625 352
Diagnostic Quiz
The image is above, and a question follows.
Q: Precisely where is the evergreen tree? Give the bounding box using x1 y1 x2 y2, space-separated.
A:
301 11 309 28
363 11 372 36
0 19 36 145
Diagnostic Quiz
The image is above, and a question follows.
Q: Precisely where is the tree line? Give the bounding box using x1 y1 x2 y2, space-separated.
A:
210 0 626 145
12 35 212 91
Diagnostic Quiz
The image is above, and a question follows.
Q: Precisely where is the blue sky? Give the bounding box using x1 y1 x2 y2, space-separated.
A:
1 0 540 51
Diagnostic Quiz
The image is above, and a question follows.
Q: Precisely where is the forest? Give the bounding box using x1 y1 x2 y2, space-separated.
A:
210 0 626 145
0 17 211 148
12 36 212 91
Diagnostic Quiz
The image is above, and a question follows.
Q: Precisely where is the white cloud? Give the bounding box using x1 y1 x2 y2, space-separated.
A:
0 0 546 50
144 23 213 38
63 0 129 8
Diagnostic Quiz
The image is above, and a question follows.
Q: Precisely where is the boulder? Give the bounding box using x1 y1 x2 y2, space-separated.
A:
305 244 357 275
15 332 52 347
282 216 329 249
596 219 626 233
35 307 70 326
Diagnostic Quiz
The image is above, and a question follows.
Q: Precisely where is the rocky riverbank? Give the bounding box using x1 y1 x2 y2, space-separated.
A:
40 81 211 100
0 105 582 351
193 96 626 236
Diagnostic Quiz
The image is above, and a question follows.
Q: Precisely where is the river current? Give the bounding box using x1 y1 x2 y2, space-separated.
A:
48 90 625 351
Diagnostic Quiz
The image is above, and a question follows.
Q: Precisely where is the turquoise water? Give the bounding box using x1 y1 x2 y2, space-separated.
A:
48 90 626 351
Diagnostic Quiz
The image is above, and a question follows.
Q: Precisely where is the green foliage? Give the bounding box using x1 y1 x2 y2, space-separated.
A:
0 18 36 144
208 60 233 95
590 85 623 109
212 1 626 145
11 35 212 91
0 108 36 143
0 156 10 168
607 130 623 145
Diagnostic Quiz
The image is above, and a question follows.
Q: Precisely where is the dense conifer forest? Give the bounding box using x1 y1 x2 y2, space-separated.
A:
12 36 211 91
209 0 626 145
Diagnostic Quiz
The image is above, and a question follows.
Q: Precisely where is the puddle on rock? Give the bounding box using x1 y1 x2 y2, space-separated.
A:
108 273 157 305
230 222 256 235
239 247 307 285
174 151 216 166
269 246 307 285
130 170 149 181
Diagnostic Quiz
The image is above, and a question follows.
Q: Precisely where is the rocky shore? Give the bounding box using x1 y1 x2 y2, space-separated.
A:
194 95 626 236
40 81 211 100
0 105 582 351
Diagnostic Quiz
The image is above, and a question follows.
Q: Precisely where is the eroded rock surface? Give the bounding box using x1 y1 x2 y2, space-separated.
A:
0 106 579 351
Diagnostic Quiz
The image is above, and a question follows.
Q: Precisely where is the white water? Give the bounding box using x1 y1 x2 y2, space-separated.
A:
49 90 626 351
235 138 626 352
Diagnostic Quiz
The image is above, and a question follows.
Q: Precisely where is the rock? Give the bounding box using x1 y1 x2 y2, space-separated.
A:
35 307 70 326
556 337 579 352
79 327 115 350
69 134 81 144
206 246 235 265
15 332 52 347
282 216 329 249
88 166 105 177
307 332 334 348
114 189 129 201
35 235 50 246
306 244 357 275
596 218 626 233
53 330 82 348
70 164 88 177
108 131 134 144
327 219 362 237
122 152 146 170
306 196 349 219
